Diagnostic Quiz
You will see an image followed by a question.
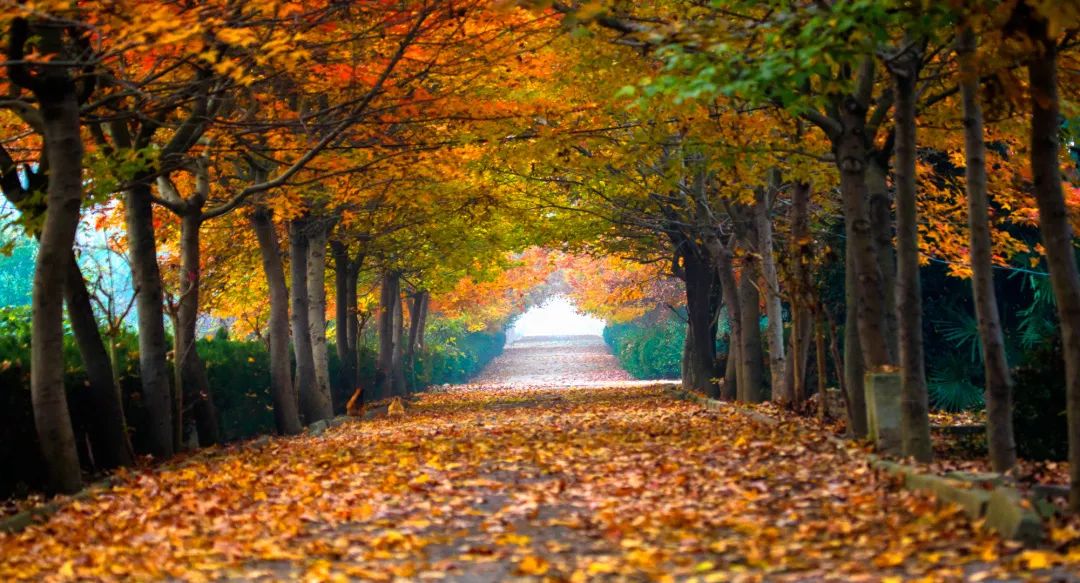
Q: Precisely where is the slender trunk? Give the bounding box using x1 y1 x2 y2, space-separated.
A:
406 291 429 390
1025 20 1080 511
835 104 891 370
289 218 318 422
714 243 741 400
844 246 868 437
866 159 899 363
177 212 219 446
126 181 174 458
332 242 355 394
168 309 183 449
785 182 813 407
755 179 786 401
377 271 401 400
305 221 333 421
684 246 720 397
392 287 407 395
347 253 362 384
815 315 828 420
893 44 933 462
65 251 133 469
251 207 302 435
959 25 1016 472
737 262 765 403
31 73 85 492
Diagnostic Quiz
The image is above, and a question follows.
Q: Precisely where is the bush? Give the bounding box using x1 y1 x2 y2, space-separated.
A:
1012 338 1068 461
604 314 685 380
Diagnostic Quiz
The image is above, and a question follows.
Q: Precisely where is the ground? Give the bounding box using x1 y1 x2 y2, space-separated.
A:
1 336 1077 581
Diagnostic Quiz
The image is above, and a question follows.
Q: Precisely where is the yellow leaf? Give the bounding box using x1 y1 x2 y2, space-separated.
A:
516 555 549 576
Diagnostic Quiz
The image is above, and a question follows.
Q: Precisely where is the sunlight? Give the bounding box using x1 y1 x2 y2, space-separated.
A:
509 296 605 339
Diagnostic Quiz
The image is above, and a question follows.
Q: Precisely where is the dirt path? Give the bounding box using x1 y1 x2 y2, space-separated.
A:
0 338 1062 581
470 335 640 387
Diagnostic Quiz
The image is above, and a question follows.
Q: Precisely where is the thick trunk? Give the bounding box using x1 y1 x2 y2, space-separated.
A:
1026 24 1080 511
64 254 133 469
332 242 356 394
959 26 1016 472
893 49 933 462
32 79 85 493
305 221 334 421
683 247 720 397
835 106 891 370
376 271 401 400
126 181 174 458
844 247 868 437
866 159 899 363
784 182 813 407
251 207 302 435
289 218 318 422
755 180 787 401
177 212 219 446
406 291 429 390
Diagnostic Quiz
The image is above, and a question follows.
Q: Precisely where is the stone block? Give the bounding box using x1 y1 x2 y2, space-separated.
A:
308 420 329 436
985 487 1043 545
865 371 902 455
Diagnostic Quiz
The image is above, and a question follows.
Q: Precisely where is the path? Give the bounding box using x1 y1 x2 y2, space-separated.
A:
471 335 639 387
0 337 1056 581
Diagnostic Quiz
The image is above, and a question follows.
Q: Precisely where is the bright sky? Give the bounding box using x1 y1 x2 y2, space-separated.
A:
510 296 605 338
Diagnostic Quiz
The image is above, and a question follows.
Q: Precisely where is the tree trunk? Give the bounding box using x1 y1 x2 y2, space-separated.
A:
376 271 401 400
844 246 868 437
305 220 334 421
289 218 318 422
30 72 85 492
332 242 356 394
958 25 1016 472
737 261 765 403
64 254 133 469
251 207 302 435
714 242 741 401
835 103 891 370
1025 20 1080 511
815 316 828 419
755 179 787 402
785 181 813 407
893 45 933 462
392 286 407 396
866 159 899 363
683 246 720 397
126 181 174 458
177 212 219 446
406 291 429 390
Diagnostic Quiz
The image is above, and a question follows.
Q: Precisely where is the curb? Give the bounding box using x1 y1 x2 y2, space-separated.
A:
663 386 1045 546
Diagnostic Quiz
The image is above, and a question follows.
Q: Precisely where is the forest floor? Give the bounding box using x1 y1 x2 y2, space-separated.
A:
2 336 1079 581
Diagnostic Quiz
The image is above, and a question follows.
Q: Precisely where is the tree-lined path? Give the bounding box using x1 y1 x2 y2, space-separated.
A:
0 338 1058 581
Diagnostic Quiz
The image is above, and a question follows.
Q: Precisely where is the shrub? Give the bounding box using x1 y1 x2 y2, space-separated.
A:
1012 338 1068 461
604 314 685 380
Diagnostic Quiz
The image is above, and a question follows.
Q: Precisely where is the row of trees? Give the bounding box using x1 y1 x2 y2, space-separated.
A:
495 1 1080 508
0 1 571 494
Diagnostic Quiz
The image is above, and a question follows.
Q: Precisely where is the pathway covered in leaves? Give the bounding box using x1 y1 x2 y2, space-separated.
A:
0 336 1067 581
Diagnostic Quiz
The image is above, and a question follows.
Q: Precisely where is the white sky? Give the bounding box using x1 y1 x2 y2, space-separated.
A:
510 296 605 338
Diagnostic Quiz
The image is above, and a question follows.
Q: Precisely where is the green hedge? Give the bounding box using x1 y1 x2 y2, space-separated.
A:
603 314 685 380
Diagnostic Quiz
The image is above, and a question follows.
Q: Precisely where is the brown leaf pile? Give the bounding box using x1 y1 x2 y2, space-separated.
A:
1 386 1078 581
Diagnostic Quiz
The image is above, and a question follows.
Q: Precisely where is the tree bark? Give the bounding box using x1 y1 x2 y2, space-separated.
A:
892 43 933 462
406 291 429 390
1025 19 1080 511
125 181 175 458
332 242 355 394
376 271 401 400
251 207 302 435
755 178 787 402
713 241 741 401
958 25 1016 472
785 182 814 407
844 246 868 437
835 99 892 371
305 220 334 421
683 245 721 397
64 254 133 469
737 260 765 403
392 285 407 396
177 212 219 446
25 47 85 491
289 218 318 422
866 159 899 363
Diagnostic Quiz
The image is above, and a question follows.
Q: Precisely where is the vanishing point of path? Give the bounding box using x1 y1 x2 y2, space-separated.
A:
0 336 1045 581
